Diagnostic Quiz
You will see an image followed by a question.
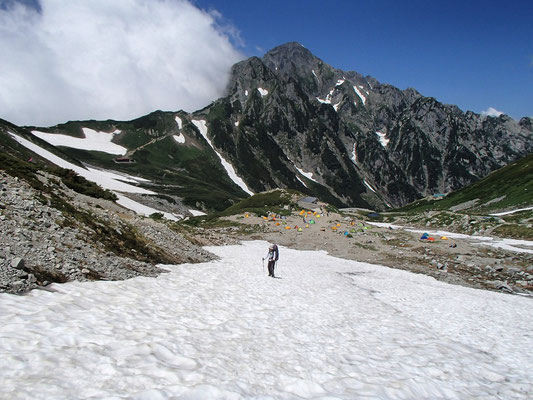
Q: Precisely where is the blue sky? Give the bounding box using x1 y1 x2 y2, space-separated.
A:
196 0 533 119
1 0 531 125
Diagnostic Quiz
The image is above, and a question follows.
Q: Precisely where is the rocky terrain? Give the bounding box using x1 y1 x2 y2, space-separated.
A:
1 160 531 297
190 209 533 297
0 170 214 294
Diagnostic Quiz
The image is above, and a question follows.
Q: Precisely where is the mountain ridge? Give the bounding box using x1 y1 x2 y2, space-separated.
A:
2 41 531 212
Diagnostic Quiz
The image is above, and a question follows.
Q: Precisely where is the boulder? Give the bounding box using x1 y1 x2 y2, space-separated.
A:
11 257 25 270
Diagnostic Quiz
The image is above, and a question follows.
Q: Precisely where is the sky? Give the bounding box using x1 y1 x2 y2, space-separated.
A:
0 0 531 126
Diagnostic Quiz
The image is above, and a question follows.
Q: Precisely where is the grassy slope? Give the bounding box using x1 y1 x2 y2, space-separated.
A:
23 112 250 211
398 153 533 214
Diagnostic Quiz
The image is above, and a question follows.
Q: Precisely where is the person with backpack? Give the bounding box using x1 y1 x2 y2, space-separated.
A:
263 244 279 278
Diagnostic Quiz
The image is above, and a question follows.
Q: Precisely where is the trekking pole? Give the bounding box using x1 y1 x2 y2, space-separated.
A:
262 258 265 273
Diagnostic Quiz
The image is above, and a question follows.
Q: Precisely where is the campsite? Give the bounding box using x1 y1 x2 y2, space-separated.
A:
186 197 533 296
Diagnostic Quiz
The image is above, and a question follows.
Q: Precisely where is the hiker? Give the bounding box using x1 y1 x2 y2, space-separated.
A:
263 244 279 278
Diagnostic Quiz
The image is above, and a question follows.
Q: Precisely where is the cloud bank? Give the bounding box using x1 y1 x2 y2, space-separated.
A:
481 107 504 117
0 0 244 126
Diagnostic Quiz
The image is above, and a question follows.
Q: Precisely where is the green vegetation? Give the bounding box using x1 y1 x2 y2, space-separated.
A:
0 152 117 202
399 153 533 214
492 224 533 241
178 189 298 229
0 151 176 264
49 167 118 201
58 119 249 212
223 189 296 215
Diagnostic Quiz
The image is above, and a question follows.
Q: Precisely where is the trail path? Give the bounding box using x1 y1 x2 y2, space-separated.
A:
1 241 532 399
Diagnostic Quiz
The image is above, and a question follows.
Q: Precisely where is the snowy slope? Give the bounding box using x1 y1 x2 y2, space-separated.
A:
9 132 152 194
32 128 127 155
9 132 185 220
192 119 253 195
1 241 531 399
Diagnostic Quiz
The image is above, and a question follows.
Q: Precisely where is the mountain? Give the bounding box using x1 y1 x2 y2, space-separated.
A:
398 152 533 214
200 42 532 209
6 42 533 212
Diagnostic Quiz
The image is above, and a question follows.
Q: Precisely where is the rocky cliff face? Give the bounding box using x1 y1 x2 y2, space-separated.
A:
194 42 532 209
14 42 533 211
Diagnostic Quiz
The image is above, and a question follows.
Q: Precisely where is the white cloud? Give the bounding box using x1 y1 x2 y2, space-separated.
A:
0 0 244 126
481 107 504 117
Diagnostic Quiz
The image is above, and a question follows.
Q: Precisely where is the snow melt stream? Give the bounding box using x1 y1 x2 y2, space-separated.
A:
0 241 532 399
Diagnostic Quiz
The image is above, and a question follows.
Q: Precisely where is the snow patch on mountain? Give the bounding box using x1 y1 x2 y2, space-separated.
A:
245 90 248 96
376 131 390 147
175 116 183 130
32 128 127 155
234 121 239 127
351 143 358 164
189 209 206 216
364 180 377 193
295 166 318 183
316 88 336 107
312 70 319 82
335 78 345 86
173 134 185 144
116 194 182 221
9 132 153 194
191 120 253 195
490 207 533 216
296 176 307 188
353 86 367 105
258 88 268 96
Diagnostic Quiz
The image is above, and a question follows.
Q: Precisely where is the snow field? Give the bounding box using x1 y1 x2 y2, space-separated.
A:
9 132 190 221
32 128 127 155
1 241 532 399
9 132 154 194
115 194 182 221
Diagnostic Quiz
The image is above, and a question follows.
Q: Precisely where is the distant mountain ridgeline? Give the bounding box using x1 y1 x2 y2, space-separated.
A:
1 42 531 212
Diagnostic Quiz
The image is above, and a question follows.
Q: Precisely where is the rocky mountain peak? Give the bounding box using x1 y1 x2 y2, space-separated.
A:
263 42 317 73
